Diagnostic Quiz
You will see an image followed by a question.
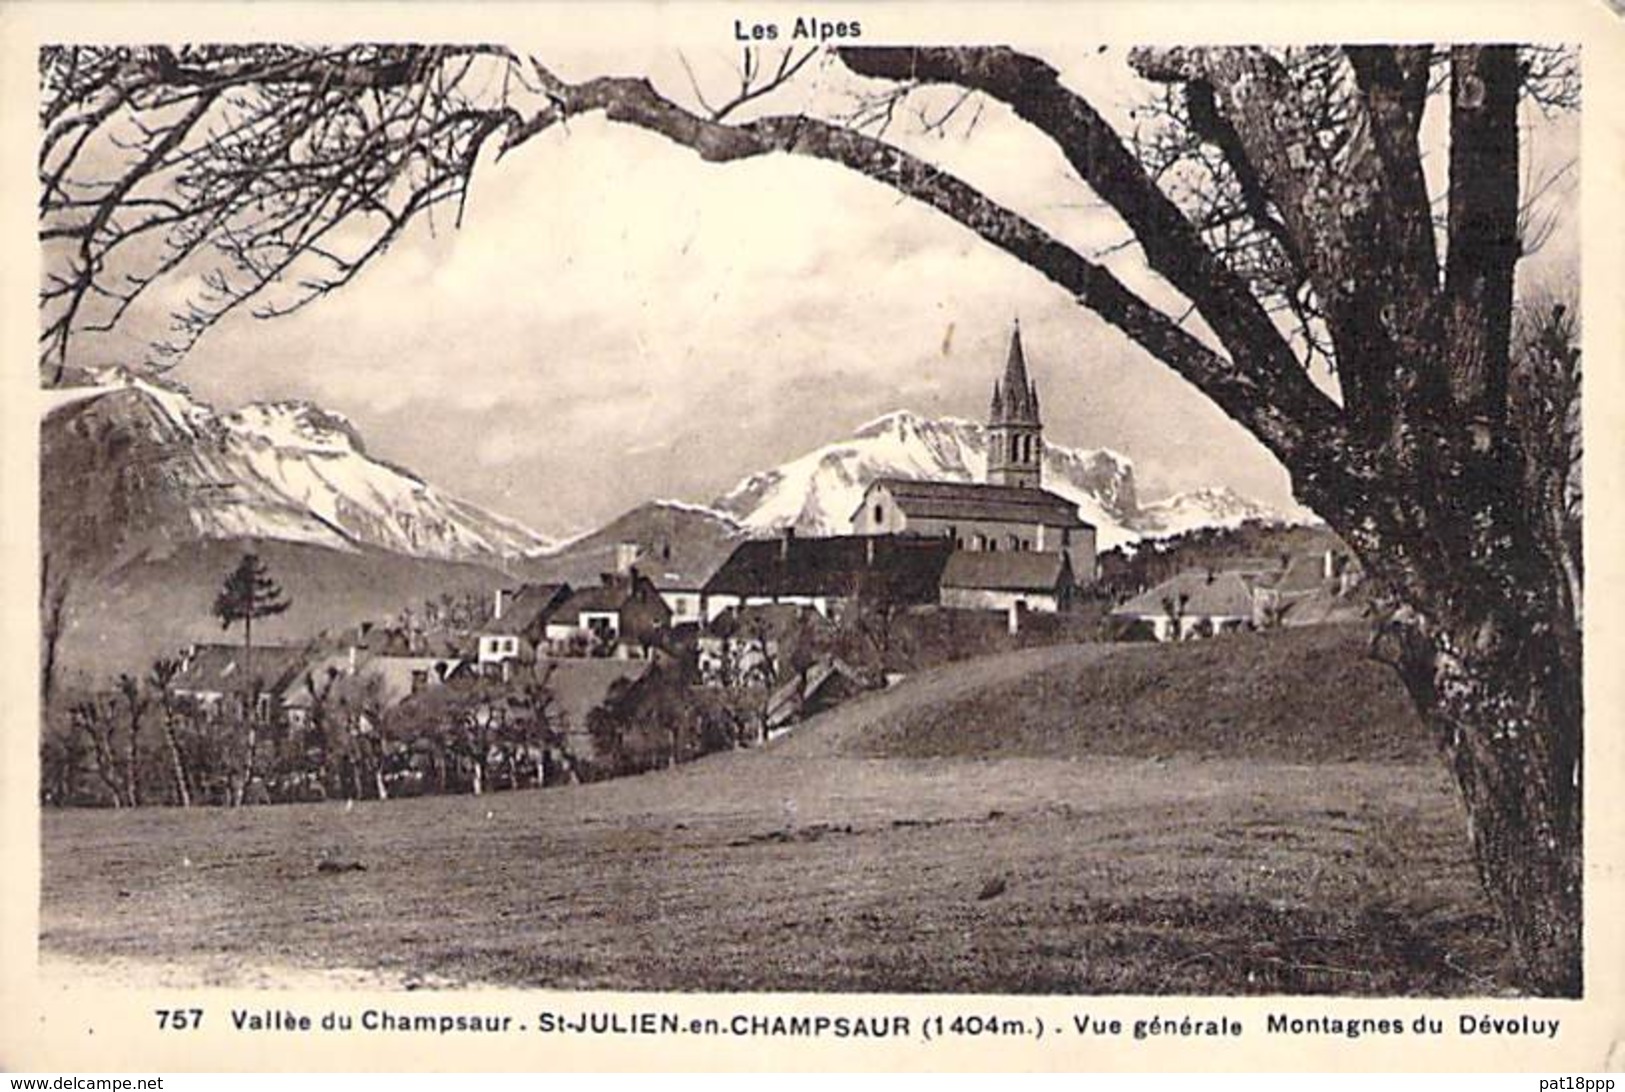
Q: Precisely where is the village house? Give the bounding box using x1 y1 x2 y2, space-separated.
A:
701 532 954 623
282 646 470 729
766 657 866 732
543 570 672 658
525 657 656 773
1111 569 1259 641
1110 551 1362 641
850 322 1098 584
939 550 1076 614
606 540 712 628
477 582 572 672
1250 550 1365 627
696 603 832 687
170 642 310 722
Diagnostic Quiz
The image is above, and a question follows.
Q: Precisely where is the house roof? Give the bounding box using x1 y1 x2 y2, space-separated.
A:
554 573 664 619
364 656 467 707
1112 569 1258 619
941 550 1072 592
1218 556 1290 575
860 478 1088 529
703 535 954 603
529 658 652 726
283 652 465 708
486 583 571 636
1261 554 1331 595
281 652 354 709
706 602 834 641
767 657 865 726
175 643 308 695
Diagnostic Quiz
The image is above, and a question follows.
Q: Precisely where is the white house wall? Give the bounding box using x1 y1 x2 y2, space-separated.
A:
940 587 1061 613
661 591 705 626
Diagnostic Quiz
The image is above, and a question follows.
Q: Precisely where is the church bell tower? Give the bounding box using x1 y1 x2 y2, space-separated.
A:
986 320 1043 489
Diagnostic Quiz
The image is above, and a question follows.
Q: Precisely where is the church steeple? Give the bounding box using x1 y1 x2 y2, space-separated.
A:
994 320 1040 425
986 320 1043 489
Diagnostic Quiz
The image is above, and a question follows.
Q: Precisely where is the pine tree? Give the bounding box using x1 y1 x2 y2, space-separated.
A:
212 552 290 805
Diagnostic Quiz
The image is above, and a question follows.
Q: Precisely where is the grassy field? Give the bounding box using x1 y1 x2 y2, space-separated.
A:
40 625 1515 994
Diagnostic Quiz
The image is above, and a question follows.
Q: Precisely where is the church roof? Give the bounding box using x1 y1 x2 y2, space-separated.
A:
863 478 1088 529
942 550 1073 592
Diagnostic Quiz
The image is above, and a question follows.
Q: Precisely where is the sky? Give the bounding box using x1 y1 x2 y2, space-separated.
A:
76 44 1577 541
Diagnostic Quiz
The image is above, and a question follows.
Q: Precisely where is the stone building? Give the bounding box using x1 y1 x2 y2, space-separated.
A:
851 322 1097 584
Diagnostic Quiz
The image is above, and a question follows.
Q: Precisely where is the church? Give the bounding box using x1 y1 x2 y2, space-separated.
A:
850 322 1098 585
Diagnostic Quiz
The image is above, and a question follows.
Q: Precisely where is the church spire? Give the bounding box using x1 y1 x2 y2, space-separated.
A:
986 319 1044 489
993 319 1039 426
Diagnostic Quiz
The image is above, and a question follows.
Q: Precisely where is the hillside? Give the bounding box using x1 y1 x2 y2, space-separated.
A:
780 624 1430 764
518 501 742 590
52 539 507 682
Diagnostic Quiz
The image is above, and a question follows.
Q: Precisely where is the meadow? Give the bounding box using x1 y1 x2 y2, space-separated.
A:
40 626 1514 994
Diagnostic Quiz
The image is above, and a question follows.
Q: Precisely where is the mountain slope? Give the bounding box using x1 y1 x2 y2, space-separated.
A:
41 373 554 566
520 501 744 590
51 539 509 681
1132 486 1303 538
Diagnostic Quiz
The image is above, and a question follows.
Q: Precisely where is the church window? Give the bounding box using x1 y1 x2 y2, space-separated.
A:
873 503 884 524
1062 529 1071 547
1010 435 1019 462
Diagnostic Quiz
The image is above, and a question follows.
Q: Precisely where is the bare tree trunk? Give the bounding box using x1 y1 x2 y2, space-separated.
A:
164 728 191 806
233 614 256 807
123 732 141 807
79 715 126 808
161 712 191 808
1380 579 1581 995
234 719 259 807
370 736 389 801
40 558 68 708
1334 422 1583 996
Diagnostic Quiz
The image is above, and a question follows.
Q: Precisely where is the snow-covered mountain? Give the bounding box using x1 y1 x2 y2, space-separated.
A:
42 372 1315 582
710 410 1314 549
1131 486 1309 539
41 372 554 564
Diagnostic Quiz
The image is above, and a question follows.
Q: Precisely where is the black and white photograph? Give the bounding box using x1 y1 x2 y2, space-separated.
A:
5 0 1622 1073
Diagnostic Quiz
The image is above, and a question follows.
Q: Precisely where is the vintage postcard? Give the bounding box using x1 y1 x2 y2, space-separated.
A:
2 0 1622 1073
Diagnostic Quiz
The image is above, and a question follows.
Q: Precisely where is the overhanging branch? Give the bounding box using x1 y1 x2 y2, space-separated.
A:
518 57 1349 478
